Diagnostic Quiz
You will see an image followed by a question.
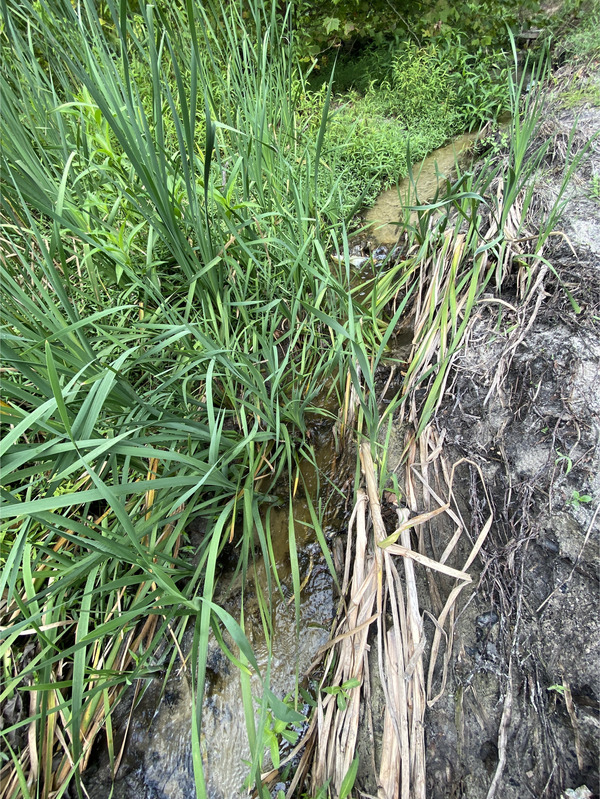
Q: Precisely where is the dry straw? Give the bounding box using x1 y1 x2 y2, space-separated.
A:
307 437 492 799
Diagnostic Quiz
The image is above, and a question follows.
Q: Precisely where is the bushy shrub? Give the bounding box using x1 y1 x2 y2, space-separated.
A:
435 33 511 128
389 41 460 129
409 0 540 49
292 0 402 55
371 35 510 132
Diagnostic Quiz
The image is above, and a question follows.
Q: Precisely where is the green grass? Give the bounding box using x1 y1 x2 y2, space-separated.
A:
0 1 410 794
556 0 600 62
304 31 514 212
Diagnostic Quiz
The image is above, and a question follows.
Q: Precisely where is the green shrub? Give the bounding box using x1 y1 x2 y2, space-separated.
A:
420 0 540 49
389 42 458 127
435 33 511 128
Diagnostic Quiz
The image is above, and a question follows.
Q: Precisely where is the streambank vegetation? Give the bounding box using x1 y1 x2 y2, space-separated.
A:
1 1 597 797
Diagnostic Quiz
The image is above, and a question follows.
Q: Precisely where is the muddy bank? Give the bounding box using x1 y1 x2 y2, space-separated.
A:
353 73 600 799
421 308 600 798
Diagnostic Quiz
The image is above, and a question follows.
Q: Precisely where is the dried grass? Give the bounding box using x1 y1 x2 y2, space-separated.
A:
307 436 492 798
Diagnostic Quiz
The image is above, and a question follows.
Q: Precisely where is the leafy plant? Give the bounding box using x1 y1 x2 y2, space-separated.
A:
555 450 574 474
548 683 566 696
322 677 361 710
259 694 304 770
389 41 459 129
567 489 593 508
420 0 541 49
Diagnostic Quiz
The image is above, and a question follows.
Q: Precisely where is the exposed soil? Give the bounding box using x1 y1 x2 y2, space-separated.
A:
354 70 600 799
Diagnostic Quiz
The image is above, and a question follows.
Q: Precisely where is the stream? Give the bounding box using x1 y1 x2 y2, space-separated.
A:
84 423 344 799
365 130 481 245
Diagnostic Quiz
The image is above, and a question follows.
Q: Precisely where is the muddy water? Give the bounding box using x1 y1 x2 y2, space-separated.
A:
98 564 333 799
365 131 481 245
85 427 343 799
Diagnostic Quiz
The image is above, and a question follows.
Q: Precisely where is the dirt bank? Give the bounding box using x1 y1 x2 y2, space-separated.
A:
355 65 600 799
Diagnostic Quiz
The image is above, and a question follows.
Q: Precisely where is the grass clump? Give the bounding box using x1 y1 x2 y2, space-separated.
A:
0 0 381 794
555 0 600 62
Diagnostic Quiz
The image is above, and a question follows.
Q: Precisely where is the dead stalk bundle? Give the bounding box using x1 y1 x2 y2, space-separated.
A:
310 437 492 798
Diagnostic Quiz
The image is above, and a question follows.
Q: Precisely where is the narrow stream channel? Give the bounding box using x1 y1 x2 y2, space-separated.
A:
365 131 481 245
84 424 345 799
84 130 480 799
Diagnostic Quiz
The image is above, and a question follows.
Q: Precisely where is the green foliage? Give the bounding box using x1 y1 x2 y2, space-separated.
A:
0 0 380 794
548 683 566 696
293 0 540 58
293 0 402 55
559 79 600 108
339 755 359 799
554 0 600 62
434 33 512 127
420 0 541 48
259 694 303 770
311 42 395 94
390 41 459 127
387 36 510 130
307 32 513 212
567 489 593 508
555 450 574 474
1 2 590 796
322 677 361 710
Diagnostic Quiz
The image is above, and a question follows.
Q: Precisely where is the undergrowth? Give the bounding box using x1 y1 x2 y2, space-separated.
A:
309 30 513 209
0 1 408 794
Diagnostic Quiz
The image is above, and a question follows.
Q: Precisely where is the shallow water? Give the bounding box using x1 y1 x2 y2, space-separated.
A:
85 549 334 799
85 428 341 799
365 131 481 245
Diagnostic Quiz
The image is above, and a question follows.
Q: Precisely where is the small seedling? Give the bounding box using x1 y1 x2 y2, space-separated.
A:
567 489 593 508
548 684 566 696
555 450 573 474
322 677 361 711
